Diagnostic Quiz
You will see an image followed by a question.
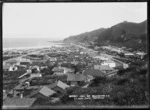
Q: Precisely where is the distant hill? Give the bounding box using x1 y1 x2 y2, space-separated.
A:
64 28 106 43
64 20 147 51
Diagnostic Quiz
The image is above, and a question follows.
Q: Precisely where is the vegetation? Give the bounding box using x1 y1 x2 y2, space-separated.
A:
64 20 147 52
59 63 148 106
3 56 14 61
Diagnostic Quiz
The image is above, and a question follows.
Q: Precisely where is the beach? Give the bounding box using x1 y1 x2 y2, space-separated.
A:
3 38 64 51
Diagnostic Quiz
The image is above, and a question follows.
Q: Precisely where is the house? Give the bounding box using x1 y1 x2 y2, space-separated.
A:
124 52 135 57
29 66 40 72
105 70 118 77
123 63 129 69
19 58 32 65
5 59 20 65
71 60 79 65
63 67 75 73
67 73 87 86
30 73 42 79
40 66 47 70
52 67 65 75
3 90 7 101
101 60 116 68
3 64 11 71
9 65 18 71
3 64 18 71
3 98 36 108
135 52 147 59
93 56 109 61
26 86 56 98
94 65 114 73
13 83 26 93
48 80 70 93
83 69 106 78
53 67 74 74
48 57 57 62
44 55 50 60
19 61 32 66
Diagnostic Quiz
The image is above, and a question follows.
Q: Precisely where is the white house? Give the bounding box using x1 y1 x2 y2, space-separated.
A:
101 60 116 68
30 73 42 79
124 52 135 57
123 63 129 69
93 56 109 61
135 52 146 59
9 66 18 71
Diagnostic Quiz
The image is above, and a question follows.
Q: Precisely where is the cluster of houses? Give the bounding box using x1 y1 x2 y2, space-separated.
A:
3 43 137 107
101 45 147 60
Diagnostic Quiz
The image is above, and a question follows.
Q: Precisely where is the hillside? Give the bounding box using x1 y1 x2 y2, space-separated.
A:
64 28 106 43
64 20 147 51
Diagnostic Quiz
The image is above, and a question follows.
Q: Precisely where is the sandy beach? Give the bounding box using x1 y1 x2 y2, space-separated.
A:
3 43 64 51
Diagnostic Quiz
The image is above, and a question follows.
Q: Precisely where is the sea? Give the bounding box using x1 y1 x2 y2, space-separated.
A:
3 38 63 50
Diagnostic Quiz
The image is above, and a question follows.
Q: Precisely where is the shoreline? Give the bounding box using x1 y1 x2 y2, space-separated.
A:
3 44 64 51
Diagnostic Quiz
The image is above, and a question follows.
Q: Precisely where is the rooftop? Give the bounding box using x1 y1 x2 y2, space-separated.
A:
39 86 56 97
67 73 87 81
48 80 70 90
3 98 36 108
83 69 105 77
94 65 114 71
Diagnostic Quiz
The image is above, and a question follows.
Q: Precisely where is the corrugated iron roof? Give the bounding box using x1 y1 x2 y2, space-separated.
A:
83 69 105 77
47 80 70 90
39 86 56 97
3 98 36 107
67 74 87 81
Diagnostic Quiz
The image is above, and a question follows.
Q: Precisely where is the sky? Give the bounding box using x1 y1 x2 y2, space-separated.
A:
3 2 147 41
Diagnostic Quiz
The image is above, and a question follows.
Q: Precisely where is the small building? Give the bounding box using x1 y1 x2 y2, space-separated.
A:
135 52 147 59
18 58 32 65
3 98 36 108
93 56 109 61
3 90 7 101
105 70 118 77
26 86 56 98
29 66 40 72
3 65 11 71
101 60 116 68
3 64 18 71
52 67 65 75
124 52 135 57
30 73 42 79
5 59 20 65
71 60 79 65
94 65 114 73
48 57 57 62
67 74 87 86
83 69 106 78
123 63 129 69
9 66 18 71
48 80 70 93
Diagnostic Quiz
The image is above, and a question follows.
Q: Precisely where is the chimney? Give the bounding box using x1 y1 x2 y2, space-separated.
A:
20 92 23 99
13 91 17 98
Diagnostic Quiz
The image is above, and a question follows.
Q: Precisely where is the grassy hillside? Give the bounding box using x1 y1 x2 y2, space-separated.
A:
64 28 106 43
64 20 147 51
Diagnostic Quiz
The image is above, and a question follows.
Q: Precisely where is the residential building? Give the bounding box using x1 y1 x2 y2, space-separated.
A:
101 60 116 68
94 65 114 73
30 73 42 79
3 98 37 108
83 69 106 78
5 59 20 65
3 64 18 71
67 73 87 86
48 80 70 93
26 86 56 98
